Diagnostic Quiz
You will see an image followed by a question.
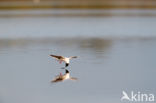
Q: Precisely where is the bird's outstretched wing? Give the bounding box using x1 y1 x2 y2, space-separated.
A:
70 56 78 59
51 76 63 83
50 55 64 59
70 77 78 81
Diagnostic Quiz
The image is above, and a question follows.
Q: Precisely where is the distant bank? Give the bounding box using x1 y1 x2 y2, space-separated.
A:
0 0 156 9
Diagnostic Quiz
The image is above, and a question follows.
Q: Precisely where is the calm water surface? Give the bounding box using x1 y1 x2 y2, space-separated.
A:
0 9 156 103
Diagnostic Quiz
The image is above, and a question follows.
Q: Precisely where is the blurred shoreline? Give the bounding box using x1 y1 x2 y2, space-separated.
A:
0 9 156 17
0 0 156 9
0 37 156 48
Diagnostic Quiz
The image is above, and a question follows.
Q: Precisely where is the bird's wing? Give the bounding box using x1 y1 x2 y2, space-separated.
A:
70 77 78 81
70 56 78 59
51 76 63 83
51 79 61 83
50 55 64 59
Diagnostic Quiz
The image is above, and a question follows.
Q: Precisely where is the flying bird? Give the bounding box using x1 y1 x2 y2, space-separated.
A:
51 69 78 83
50 54 77 68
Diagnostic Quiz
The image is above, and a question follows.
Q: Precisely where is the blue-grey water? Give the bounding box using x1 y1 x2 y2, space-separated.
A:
0 9 156 103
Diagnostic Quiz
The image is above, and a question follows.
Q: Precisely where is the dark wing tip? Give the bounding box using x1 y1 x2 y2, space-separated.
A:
50 54 55 57
71 56 78 58
51 79 56 83
49 55 63 59
51 77 63 83
70 77 78 81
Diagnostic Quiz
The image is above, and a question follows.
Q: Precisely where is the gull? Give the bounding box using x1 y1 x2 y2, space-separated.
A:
51 69 78 83
50 54 77 67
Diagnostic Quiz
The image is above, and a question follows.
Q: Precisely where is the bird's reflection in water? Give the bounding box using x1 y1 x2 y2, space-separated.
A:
51 69 78 83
